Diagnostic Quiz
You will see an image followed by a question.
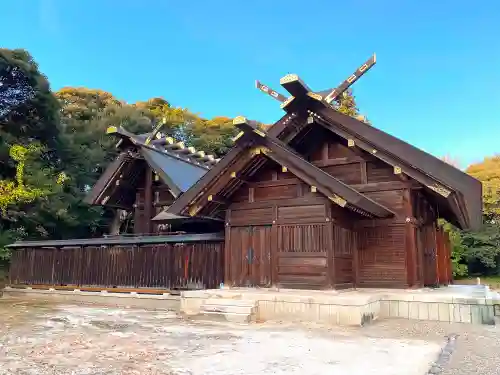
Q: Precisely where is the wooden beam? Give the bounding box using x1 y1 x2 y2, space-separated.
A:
255 80 287 103
314 116 453 196
280 74 312 99
318 54 377 104
313 156 366 168
144 167 154 234
180 149 257 216
145 118 167 145
207 194 229 205
351 180 421 193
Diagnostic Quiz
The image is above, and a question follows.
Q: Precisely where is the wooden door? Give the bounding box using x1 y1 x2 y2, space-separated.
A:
228 225 272 287
422 224 438 286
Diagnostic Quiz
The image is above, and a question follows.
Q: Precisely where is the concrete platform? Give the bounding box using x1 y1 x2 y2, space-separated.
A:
3 284 500 326
181 285 500 326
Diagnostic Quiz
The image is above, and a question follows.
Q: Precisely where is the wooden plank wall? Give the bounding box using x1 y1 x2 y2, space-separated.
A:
223 128 441 289
9 241 224 290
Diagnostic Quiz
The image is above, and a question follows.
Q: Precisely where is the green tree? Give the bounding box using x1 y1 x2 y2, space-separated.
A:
458 156 500 274
0 49 65 260
440 220 468 277
332 89 370 124
467 155 500 220
186 116 238 156
0 49 62 158
0 144 66 259
53 88 155 238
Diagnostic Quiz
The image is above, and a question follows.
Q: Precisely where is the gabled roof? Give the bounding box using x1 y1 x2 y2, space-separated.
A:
163 85 481 229
233 119 394 218
85 126 220 208
272 73 482 230
164 117 394 220
163 114 300 217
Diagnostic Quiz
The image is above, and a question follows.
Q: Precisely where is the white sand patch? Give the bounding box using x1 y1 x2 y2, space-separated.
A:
165 327 440 375
0 302 442 375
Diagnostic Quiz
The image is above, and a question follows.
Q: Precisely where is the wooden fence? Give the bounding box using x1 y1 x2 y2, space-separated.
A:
8 234 224 290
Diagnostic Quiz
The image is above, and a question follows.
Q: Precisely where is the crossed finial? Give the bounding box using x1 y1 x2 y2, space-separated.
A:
255 53 376 108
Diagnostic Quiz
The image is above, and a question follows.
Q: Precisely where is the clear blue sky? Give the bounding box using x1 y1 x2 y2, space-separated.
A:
2 0 499 168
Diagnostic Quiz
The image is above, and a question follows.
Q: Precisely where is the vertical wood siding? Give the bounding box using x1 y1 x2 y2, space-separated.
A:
9 241 224 290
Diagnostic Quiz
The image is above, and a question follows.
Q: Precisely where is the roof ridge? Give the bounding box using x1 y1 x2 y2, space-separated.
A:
106 125 221 169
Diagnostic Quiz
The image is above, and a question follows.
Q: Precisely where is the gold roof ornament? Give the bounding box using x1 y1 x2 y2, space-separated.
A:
106 126 118 134
280 74 299 85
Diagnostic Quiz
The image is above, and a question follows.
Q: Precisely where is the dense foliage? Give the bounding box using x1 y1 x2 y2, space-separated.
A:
443 156 500 276
1 48 499 279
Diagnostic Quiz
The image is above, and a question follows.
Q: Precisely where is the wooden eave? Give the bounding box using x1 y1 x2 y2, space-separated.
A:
235 121 394 218
84 152 131 205
86 126 215 209
166 133 256 215
310 106 480 230
269 88 480 230
168 120 394 219
165 113 302 217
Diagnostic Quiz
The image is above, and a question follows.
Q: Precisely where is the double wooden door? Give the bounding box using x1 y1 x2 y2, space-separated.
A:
228 225 272 287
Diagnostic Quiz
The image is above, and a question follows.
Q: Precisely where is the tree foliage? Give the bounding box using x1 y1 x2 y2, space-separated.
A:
467 155 500 220
440 155 500 275
0 49 66 259
0 48 61 154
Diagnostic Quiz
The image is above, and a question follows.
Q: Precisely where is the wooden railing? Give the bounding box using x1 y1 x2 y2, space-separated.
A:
8 233 224 290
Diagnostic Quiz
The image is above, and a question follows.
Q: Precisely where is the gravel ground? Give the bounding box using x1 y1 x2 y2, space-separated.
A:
0 298 499 374
358 319 500 375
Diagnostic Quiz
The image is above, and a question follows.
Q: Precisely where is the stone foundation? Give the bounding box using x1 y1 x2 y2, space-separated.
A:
3 285 500 326
1 286 179 311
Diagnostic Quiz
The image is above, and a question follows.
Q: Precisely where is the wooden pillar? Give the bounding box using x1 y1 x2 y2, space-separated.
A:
224 210 231 286
271 204 279 287
144 167 153 235
360 161 368 184
327 221 335 288
352 228 359 288
403 189 417 287
431 222 439 286
436 226 443 285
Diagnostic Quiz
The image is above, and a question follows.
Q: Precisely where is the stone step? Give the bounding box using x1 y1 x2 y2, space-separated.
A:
200 304 255 315
194 297 258 324
202 298 256 308
196 311 253 324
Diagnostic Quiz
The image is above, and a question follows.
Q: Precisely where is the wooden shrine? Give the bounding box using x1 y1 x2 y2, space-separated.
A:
161 54 482 289
7 54 482 290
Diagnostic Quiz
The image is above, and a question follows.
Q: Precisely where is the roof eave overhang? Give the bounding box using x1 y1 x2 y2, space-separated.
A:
297 103 474 229
84 153 130 205
179 118 395 219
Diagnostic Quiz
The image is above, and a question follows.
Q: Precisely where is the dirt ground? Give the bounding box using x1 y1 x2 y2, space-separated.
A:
0 298 499 375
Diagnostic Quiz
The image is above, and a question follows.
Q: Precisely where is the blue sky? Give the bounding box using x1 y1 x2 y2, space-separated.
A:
2 0 499 168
